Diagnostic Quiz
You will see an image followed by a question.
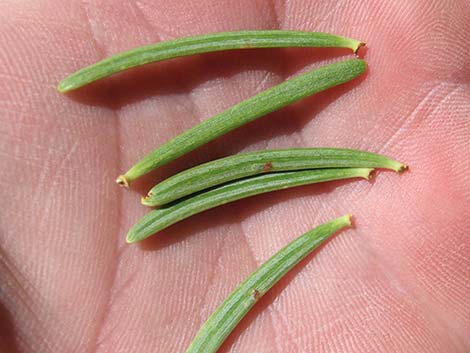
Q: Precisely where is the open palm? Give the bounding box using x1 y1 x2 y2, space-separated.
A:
1 1 469 352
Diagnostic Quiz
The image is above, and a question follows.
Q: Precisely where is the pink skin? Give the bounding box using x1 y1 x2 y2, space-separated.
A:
1 1 469 352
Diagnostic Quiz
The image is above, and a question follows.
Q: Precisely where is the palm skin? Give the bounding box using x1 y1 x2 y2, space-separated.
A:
1 0 469 352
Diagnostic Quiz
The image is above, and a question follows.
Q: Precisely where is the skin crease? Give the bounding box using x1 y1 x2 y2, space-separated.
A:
0 0 469 352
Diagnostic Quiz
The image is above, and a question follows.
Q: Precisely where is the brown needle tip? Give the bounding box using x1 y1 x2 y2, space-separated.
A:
354 41 366 55
398 164 409 173
116 175 129 188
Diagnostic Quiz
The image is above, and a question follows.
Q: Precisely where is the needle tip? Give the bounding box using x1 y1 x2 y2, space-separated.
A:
346 214 353 227
354 41 366 55
116 175 129 188
398 164 409 173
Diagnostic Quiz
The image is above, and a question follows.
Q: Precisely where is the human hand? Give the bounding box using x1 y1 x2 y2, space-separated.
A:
1 1 469 352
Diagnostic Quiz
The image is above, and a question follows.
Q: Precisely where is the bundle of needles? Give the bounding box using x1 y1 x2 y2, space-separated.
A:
58 30 407 353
